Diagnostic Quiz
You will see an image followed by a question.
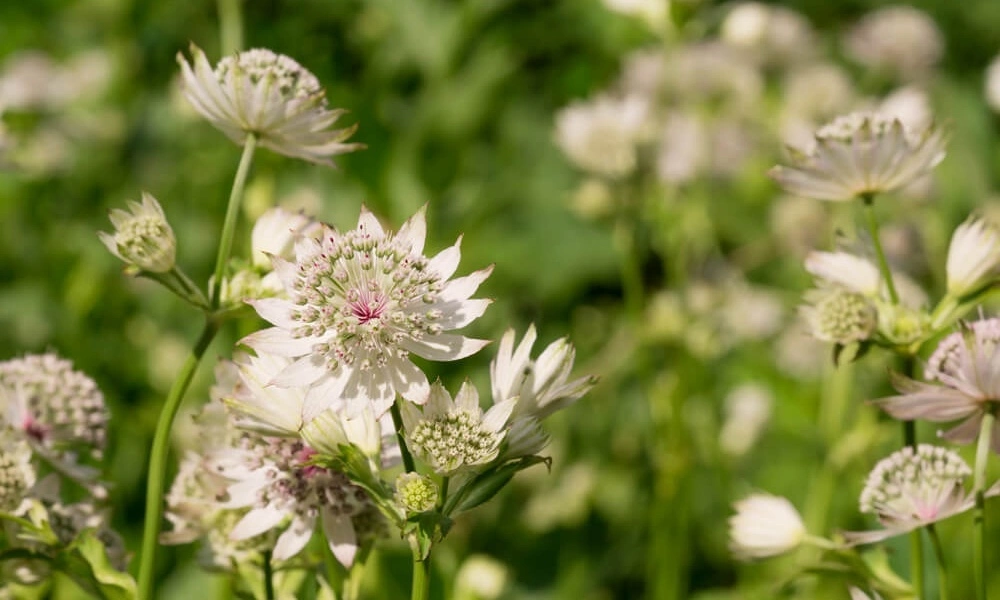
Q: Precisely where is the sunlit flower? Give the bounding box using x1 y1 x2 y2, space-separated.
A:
720 2 815 66
844 6 943 79
212 436 372 566
490 325 597 421
98 192 176 273
845 444 972 545
729 493 806 559
945 217 1000 298
875 318 1000 449
401 381 515 476
241 206 492 419
177 44 363 166
770 112 946 201
554 94 648 178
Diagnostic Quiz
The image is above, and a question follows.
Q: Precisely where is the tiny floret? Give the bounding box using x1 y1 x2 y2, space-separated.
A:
728 493 805 560
769 111 946 201
177 44 363 166
98 192 176 273
395 472 438 514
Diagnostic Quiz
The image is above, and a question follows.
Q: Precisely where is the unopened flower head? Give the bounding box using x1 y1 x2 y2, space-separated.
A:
0 428 35 513
946 216 1000 297
395 472 438 514
241 206 492 420
846 444 971 545
770 111 946 202
401 381 515 476
801 288 876 344
844 6 943 79
178 44 363 166
728 493 806 560
214 436 371 566
490 325 597 421
876 318 1000 449
554 94 648 179
98 192 175 273
0 353 108 458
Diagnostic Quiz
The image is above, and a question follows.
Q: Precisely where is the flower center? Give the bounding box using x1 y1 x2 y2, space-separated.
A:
348 287 387 325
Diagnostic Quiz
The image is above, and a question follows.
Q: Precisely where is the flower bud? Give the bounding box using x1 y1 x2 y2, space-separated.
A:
729 493 805 560
394 472 438 514
99 192 176 273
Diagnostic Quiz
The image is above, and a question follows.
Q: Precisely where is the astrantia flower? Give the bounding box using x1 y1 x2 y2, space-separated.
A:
769 111 946 201
945 217 1000 298
490 325 597 420
177 44 363 166
241 206 493 419
800 287 877 344
212 436 371 566
0 353 108 459
876 318 1000 448
394 472 438 514
98 192 176 273
401 381 516 476
554 94 648 179
729 493 806 560
845 444 972 545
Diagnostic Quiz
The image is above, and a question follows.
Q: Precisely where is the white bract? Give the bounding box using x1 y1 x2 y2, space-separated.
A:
945 217 1000 297
845 445 972 545
178 45 363 166
770 112 946 201
728 493 806 559
98 192 176 273
241 206 492 420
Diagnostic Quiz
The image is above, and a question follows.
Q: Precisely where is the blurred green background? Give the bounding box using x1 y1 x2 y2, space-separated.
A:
5 0 1000 598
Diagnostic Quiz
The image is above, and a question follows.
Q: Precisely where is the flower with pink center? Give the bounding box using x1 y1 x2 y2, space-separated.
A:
845 444 974 545
241 205 493 419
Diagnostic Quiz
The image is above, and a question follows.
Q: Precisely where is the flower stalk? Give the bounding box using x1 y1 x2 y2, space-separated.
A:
927 524 949 600
974 410 995 600
861 194 899 305
211 133 257 309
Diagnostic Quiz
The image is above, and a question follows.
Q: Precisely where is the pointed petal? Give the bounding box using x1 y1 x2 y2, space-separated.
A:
390 358 430 404
401 334 490 361
323 513 358 567
395 205 427 255
239 327 316 356
231 505 286 540
272 514 315 560
248 297 299 329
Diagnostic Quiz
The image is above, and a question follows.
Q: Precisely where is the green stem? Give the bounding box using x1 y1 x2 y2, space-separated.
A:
210 134 257 309
927 525 949 600
900 382 923 599
343 546 370 600
170 267 207 306
974 411 995 600
390 402 416 473
861 195 899 305
411 551 430 600
262 550 275 600
217 0 243 55
137 319 219 599
439 476 449 511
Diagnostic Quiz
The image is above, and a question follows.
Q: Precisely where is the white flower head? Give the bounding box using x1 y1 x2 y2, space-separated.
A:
401 381 516 476
946 216 1000 297
845 444 972 545
720 3 816 66
554 94 648 179
251 207 322 270
877 318 1000 449
98 192 176 273
844 6 943 79
729 493 806 560
770 111 947 201
215 436 371 566
720 383 773 457
490 325 597 421
177 44 363 166
800 287 877 345
240 205 493 420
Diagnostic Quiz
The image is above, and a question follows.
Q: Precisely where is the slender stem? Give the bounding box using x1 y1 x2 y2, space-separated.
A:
343 545 370 600
217 0 244 55
137 320 219 599
861 195 899 304
390 402 416 473
903 420 917 448
210 134 257 309
927 525 949 600
262 550 275 600
411 551 430 600
974 411 995 600
899 365 924 599
170 267 207 307
438 476 449 511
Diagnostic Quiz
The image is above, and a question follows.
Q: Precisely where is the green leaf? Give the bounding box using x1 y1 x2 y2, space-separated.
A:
54 531 136 600
447 456 551 515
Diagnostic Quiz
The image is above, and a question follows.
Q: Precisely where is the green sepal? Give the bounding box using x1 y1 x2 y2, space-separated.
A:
65 531 137 600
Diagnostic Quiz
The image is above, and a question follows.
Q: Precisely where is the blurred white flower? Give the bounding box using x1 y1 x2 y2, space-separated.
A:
601 0 667 28
878 86 932 134
251 207 321 270
619 50 665 99
401 381 515 476
491 325 597 420
0 52 61 110
876 318 1000 449
800 287 877 345
845 444 972 545
729 493 806 559
844 6 943 79
0 427 35 514
656 111 707 184
945 216 1000 298
770 112 946 202
241 206 492 419
662 43 763 112
177 44 363 166
720 384 772 457
719 283 784 341
554 94 648 178
721 2 815 66
99 192 176 273
455 555 509 600
985 54 1000 112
